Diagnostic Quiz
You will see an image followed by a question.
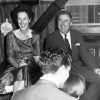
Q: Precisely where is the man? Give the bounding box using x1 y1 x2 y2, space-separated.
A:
11 48 77 100
44 10 100 100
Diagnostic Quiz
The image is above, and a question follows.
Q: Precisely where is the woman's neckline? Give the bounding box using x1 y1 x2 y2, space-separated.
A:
13 29 32 40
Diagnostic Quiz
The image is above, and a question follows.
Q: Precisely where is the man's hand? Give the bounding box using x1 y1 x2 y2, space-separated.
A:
94 68 100 76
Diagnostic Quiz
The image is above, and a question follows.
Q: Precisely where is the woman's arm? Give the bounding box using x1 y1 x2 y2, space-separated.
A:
36 34 40 56
8 56 19 68
6 33 19 68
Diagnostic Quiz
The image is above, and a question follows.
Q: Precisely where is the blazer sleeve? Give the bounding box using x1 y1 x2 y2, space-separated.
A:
78 33 98 70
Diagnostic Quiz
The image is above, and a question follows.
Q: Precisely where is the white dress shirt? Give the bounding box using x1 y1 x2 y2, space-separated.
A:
60 31 72 49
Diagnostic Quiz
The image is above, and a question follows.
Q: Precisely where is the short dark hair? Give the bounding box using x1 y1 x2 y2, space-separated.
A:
56 10 72 19
63 73 86 98
39 48 71 74
55 10 72 29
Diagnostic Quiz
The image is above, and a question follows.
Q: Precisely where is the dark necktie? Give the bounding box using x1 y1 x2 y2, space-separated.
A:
65 34 72 56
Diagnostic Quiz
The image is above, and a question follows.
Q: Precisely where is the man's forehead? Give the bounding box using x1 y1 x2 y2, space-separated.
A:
58 14 71 19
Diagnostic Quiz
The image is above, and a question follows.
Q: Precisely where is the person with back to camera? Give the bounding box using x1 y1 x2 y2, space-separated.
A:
5 3 42 93
11 47 78 100
61 73 86 100
44 9 100 100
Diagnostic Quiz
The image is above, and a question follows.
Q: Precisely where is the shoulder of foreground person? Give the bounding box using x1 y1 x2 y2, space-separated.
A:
11 87 77 100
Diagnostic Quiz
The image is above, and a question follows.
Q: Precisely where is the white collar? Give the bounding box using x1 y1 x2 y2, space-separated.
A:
60 31 70 39
60 31 71 48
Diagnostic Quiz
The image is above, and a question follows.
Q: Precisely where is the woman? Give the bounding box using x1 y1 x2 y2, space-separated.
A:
5 3 41 92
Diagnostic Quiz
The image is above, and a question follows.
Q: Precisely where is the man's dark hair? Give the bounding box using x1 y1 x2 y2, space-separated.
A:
39 48 71 74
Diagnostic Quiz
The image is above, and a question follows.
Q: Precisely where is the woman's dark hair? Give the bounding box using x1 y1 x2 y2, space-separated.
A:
10 3 34 28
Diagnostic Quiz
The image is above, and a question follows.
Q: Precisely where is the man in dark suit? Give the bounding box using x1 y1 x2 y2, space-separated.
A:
44 10 100 100
11 48 77 100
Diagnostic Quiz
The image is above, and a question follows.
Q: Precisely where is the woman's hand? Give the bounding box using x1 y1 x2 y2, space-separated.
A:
33 56 40 63
19 59 28 67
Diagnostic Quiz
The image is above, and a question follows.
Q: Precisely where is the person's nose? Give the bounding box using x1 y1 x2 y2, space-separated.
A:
61 21 66 25
20 19 24 24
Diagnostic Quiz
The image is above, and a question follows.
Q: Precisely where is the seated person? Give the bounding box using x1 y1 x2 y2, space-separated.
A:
62 73 86 100
6 3 40 90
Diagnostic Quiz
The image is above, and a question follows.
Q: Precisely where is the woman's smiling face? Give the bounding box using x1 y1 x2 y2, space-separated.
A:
17 12 30 31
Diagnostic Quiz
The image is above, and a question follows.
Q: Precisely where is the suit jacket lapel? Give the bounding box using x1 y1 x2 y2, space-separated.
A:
57 30 64 41
56 30 65 45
